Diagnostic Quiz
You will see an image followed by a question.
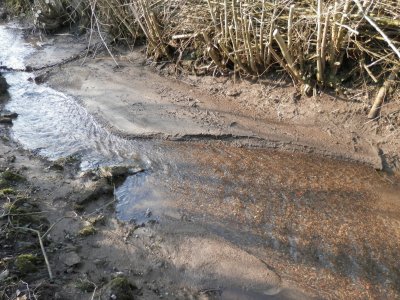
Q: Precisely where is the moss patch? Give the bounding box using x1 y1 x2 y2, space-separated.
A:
1 170 25 182
0 188 16 196
15 254 40 274
88 215 105 226
78 225 96 237
75 278 96 292
101 276 138 300
0 170 25 188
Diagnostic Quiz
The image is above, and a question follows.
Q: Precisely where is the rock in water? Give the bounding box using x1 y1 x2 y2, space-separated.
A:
0 74 9 95
99 165 144 179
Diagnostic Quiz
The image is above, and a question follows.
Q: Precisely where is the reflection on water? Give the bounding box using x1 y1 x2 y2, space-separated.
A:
1 25 400 298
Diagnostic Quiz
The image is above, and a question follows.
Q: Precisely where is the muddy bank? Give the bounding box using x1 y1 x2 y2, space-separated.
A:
1 130 399 299
1 21 400 300
42 54 385 171
19 32 399 172
0 124 313 299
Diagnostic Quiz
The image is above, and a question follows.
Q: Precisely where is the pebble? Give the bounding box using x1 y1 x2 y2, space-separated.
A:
62 251 81 267
0 270 9 282
145 208 152 218
226 89 241 97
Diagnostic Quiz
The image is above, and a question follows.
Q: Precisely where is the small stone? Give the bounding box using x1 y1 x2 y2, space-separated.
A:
99 165 144 179
112 271 125 278
62 251 81 267
145 208 152 218
0 111 18 119
226 89 241 97
93 258 107 267
0 269 9 282
6 155 16 163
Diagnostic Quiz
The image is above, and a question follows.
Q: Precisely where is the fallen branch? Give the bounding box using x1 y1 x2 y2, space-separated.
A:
0 49 89 73
368 68 399 119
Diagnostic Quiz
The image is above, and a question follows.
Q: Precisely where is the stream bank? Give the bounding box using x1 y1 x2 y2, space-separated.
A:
0 19 400 300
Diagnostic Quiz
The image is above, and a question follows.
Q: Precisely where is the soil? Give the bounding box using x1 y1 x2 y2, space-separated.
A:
1 17 400 300
0 118 312 300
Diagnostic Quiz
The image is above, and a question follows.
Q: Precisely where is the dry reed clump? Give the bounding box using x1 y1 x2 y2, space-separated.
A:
7 0 88 31
36 0 90 31
89 1 399 103
5 0 31 14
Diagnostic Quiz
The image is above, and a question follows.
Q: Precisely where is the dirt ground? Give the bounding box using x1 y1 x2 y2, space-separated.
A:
1 18 400 300
0 118 316 300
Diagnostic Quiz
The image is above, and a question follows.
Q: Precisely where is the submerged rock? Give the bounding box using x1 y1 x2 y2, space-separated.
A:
99 165 144 179
78 178 114 205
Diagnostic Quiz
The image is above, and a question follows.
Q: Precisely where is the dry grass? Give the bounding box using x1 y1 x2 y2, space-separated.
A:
89 1 399 86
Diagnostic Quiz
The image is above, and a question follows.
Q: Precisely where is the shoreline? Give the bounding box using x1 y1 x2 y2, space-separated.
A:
1 19 400 300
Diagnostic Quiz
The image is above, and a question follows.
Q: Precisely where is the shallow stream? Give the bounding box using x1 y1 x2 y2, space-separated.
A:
1 25 399 298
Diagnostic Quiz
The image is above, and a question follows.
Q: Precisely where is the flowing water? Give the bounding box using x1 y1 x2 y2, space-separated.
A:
1 25 400 298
